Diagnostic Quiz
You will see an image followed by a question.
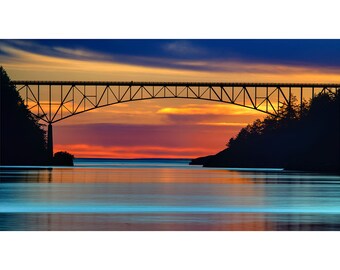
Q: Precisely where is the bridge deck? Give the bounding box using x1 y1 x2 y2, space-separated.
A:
12 81 340 87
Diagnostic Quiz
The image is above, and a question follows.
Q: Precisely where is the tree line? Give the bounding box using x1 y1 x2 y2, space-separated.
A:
0 66 73 166
191 89 340 173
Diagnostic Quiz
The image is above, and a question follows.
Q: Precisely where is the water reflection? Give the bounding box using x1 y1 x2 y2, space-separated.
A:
1 213 340 231
1 159 340 231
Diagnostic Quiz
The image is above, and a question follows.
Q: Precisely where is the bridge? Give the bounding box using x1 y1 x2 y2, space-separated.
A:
12 80 340 161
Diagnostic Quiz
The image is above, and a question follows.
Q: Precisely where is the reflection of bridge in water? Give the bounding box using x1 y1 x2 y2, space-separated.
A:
13 80 340 160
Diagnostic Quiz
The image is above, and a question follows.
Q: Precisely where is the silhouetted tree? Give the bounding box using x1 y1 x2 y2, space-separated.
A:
0 66 48 165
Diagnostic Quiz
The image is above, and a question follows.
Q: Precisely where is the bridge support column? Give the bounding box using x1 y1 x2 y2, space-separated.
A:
47 123 53 165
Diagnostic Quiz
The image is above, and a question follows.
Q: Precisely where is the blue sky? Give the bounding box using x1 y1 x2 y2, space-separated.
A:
2 39 340 72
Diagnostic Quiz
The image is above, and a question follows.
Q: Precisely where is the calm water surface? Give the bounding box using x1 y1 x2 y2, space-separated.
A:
1 158 340 230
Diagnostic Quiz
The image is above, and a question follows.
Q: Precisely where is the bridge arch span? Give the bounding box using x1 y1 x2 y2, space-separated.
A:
13 81 339 124
50 96 274 124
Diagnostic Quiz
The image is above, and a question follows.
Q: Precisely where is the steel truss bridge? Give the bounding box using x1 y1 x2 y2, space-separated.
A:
12 80 340 160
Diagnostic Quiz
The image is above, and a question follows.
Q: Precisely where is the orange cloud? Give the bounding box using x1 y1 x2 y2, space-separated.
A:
157 103 261 116
196 122 249 126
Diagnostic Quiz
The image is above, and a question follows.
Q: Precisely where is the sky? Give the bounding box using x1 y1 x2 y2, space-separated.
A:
1 39 340 158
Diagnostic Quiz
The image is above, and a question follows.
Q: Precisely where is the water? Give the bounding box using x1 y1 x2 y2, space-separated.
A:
1 158 340 230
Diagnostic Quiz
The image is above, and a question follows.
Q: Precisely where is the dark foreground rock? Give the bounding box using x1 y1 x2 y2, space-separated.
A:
53 151 74 166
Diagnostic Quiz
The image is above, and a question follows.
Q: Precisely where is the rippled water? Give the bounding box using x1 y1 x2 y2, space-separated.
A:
1 159 340 230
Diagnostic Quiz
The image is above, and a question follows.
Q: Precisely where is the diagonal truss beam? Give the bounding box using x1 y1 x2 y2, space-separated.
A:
12 81 340 124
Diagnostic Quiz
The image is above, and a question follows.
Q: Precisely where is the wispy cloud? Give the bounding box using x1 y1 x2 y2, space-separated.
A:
196 122 249 126
174 59 340 74
53 46 108 60
157 104 261 116
155 103 262 126
163 40 206 56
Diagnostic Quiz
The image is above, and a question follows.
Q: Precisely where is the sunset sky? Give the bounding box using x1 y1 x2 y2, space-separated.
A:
1 39 340 158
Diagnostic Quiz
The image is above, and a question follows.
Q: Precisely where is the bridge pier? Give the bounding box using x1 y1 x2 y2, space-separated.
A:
47 123 53 165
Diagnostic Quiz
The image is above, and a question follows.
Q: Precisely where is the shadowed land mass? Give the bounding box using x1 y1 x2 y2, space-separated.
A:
0 66 48 165
0 67 73 166
191 90 340 173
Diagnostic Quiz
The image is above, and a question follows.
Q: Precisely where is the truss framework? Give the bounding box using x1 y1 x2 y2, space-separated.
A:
13 81 340 124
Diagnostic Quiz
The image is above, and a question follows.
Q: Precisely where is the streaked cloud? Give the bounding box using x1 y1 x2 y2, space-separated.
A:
175 59 340 74
196 122 249 126
53 46 107 60
2 41 340 83
157 104 261 116
162 40 206 56
54 144 209 159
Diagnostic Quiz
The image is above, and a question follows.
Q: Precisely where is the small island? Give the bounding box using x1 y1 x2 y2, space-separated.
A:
190 90 340 173
53 151 75 166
